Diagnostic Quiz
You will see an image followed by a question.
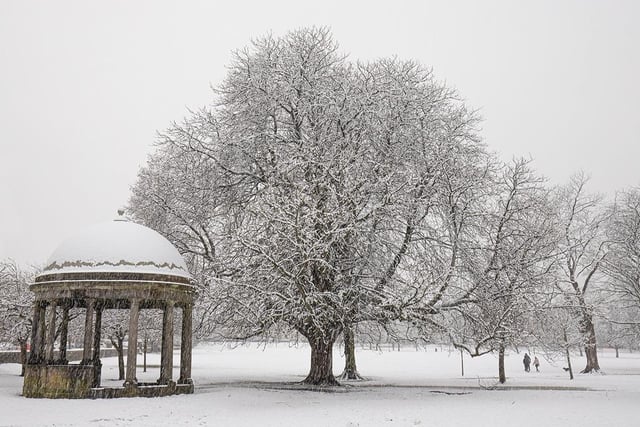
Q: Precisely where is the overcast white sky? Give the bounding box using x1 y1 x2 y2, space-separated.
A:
1 0 638 266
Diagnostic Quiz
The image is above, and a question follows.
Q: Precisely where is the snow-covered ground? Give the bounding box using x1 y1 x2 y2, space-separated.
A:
1 343 638 426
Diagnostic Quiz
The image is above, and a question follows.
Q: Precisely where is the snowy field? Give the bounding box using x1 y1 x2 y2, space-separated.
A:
1 343 638 426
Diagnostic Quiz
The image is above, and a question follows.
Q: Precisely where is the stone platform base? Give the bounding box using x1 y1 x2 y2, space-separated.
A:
23 364 194 398
89 381 194 398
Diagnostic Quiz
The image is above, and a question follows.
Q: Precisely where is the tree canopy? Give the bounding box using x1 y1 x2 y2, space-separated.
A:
130 27 494 384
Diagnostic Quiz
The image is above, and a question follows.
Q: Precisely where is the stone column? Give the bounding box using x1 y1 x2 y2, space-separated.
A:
82 299 95 364
36 302 47 362
92 303 103 387
159 301 175 384
178 304 193 384
28 301 45 364
92 304 103 362
58 305 70 364
124 299 140 387
44 300 57 363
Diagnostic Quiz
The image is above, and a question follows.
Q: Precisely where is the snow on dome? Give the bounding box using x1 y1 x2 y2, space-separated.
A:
39 219 190 279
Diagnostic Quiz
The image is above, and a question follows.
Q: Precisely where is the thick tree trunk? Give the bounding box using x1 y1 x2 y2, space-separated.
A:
581 319 600 373
498 344 506 384
339 325 363 380
19 339 27 377
303 337 339 386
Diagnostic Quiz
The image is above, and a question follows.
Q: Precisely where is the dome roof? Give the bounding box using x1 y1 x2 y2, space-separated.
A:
39 218 190 279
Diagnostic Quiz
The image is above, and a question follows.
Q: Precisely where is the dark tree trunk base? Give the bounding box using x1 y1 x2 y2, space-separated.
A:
580 344 600 374
579 315 600 374
338 369 365 381
339 326 363 381
302 336 340 386
302 376 341 386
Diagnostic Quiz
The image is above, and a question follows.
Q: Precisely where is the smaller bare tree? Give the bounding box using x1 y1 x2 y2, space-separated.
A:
602 186 640 345
448 159 558 384
103 310 129 380
555 173 609 373
0 260 34 376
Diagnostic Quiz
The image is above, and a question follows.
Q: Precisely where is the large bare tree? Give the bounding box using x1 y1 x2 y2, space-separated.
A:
130 28 485 385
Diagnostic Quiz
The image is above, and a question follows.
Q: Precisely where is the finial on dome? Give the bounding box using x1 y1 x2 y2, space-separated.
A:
114 209 128 221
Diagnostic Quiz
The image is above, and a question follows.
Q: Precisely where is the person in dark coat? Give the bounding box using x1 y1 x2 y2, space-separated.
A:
523 353 531 372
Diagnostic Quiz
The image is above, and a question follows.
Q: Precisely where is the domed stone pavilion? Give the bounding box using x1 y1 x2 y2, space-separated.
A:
23 214 196 398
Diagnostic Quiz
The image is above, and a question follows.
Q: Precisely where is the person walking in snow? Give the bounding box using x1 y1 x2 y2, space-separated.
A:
523 353 531 372
533 356 540 372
